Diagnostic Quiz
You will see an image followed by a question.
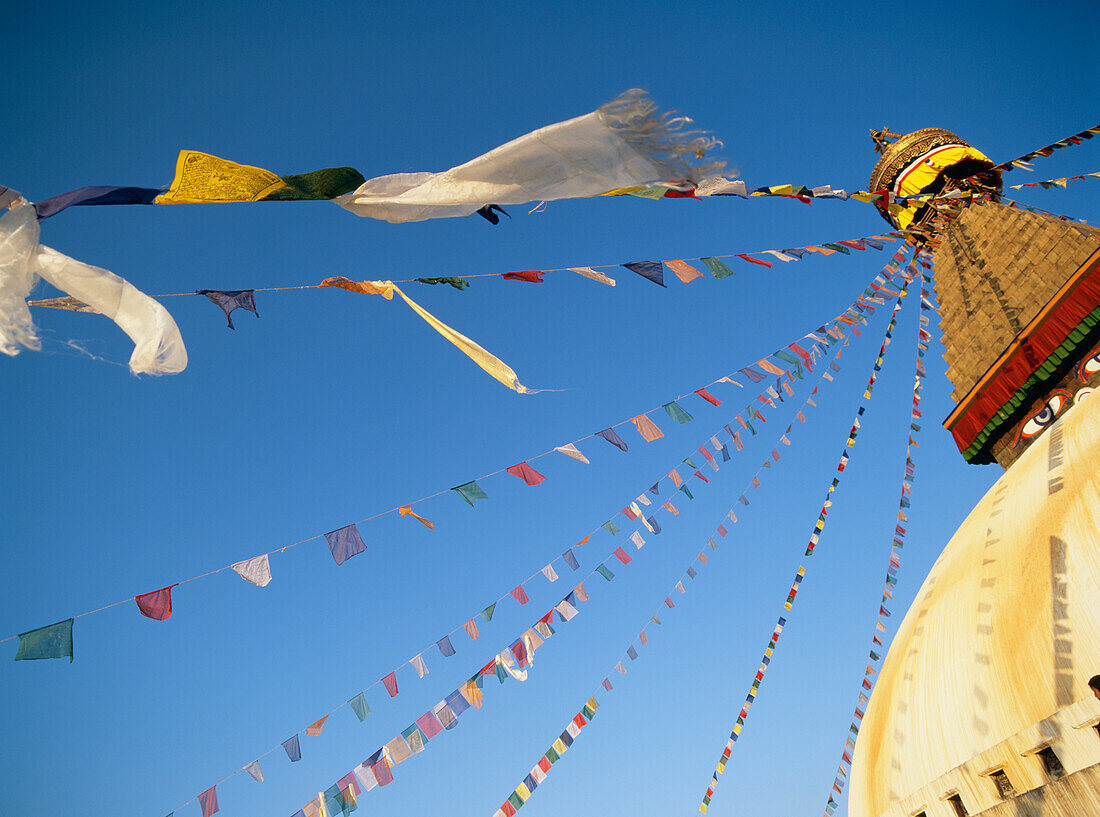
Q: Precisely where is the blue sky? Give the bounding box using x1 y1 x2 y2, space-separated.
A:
3 2 1099 816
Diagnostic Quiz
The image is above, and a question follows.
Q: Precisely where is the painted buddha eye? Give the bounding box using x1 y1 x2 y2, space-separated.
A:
1075 387 1094 404
1077 351 1100 380
1020 394 1067 440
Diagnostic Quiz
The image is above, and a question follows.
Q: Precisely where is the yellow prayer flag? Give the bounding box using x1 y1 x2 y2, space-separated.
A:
552 738 568 755
460 679 484 709
586 696 599 713
516 783 531 801
156 150 286 204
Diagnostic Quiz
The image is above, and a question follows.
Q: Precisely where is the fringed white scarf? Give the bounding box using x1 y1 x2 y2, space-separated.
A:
0 199 187 375
334 89 725 222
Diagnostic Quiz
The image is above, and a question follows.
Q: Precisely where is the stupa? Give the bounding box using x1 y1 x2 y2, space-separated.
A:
848 128 1100 817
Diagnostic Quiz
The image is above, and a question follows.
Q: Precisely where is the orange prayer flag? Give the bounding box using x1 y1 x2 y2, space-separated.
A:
399 505 434 530
319 276 394 297
305 715 328 736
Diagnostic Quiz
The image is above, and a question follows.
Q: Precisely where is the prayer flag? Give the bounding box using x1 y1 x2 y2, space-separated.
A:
622 260 666 287
197 290 258 330
647 516 661 534
615 661 626 675
694 387 721 406
398 505 434 529
382 671 398 697
282 735 301 762
386 735 412 765
133 583 178 621
736 253 772 268
372 755 394 786
433 700 457 731
663 401 694 423
410 653 429 678
562 549 580 570
463 619 480 641
446 689 471 716
596 427 628 451
669 469 683 487
738 366 766 383
631 414 664 441
602 520 620 535
639 629 648 645
569 267 616 286
541 564 559 582
417 711 443 739
437 635 456 657
349 693 371 722
630 531 645 549
243 760 263 782
675 581 686 594
554 443 589 464
613 547 632 564
324 524 366 565
662 500 678 515
506 461 546 486
574 582 589 602
501 269 544 283
511 586 530 605
680 484 694 500
701 257 734 279
627 645 639 660
452 481 488 506
554 599 578 621
416 276 469 289
595 563 615 581
198 786 219 817
14 618 73 662
231 555 272 587
666 259 703 283
482 602 497 621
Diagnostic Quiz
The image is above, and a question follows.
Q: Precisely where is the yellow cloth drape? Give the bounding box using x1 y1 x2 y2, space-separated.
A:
319 277 531 393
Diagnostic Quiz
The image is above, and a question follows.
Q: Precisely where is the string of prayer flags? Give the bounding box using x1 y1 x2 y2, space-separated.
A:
8 263 896 666
134 584 177 620
1009 171 1099 190
196 289 258 330
320 277 535 393
38 91 722 223
977 123 1100 176
699 264 913 815
819 261 929 817
325 523 366 565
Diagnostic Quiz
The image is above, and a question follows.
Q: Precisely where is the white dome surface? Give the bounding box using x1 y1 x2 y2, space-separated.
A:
849 392 1100 817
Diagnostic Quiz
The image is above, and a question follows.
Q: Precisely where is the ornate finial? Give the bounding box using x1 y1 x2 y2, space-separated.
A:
870 126 904 155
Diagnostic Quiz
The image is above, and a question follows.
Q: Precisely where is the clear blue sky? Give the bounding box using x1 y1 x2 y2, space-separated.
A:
3 2 1098 816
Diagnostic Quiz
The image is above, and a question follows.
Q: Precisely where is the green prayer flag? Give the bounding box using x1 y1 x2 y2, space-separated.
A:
452 480 488 506
348 692 371 721
774 349 800 366
595 563 615 581
701 256 735 279
822 243 850 254
626 186 668 200
545 747 560 763
601 520 620 536
583 703 597 719
481 602 497 622
264 167 366 201
663 401 694 424
745 419 756 435
495 659 508 683
416 276 470 290
683 456 699 469
679 484 694 500
14 618 73 662
508 792 524 810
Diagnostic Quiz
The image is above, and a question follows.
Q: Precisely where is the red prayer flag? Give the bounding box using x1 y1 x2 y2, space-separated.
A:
694 387 722 406
664 597 675 609
572 713 587 729
612 547 632 564
135 584 178 621
602 677 613 691
417 711 443 739
502 801 517 817
505 461 546 486
694 471 710 484
198 786 219 817
372 758 394 786
501 269 544 283
736 253 773 267
717 524 727 537
511 585 529 605
538 756 552 773
382 671 398 697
